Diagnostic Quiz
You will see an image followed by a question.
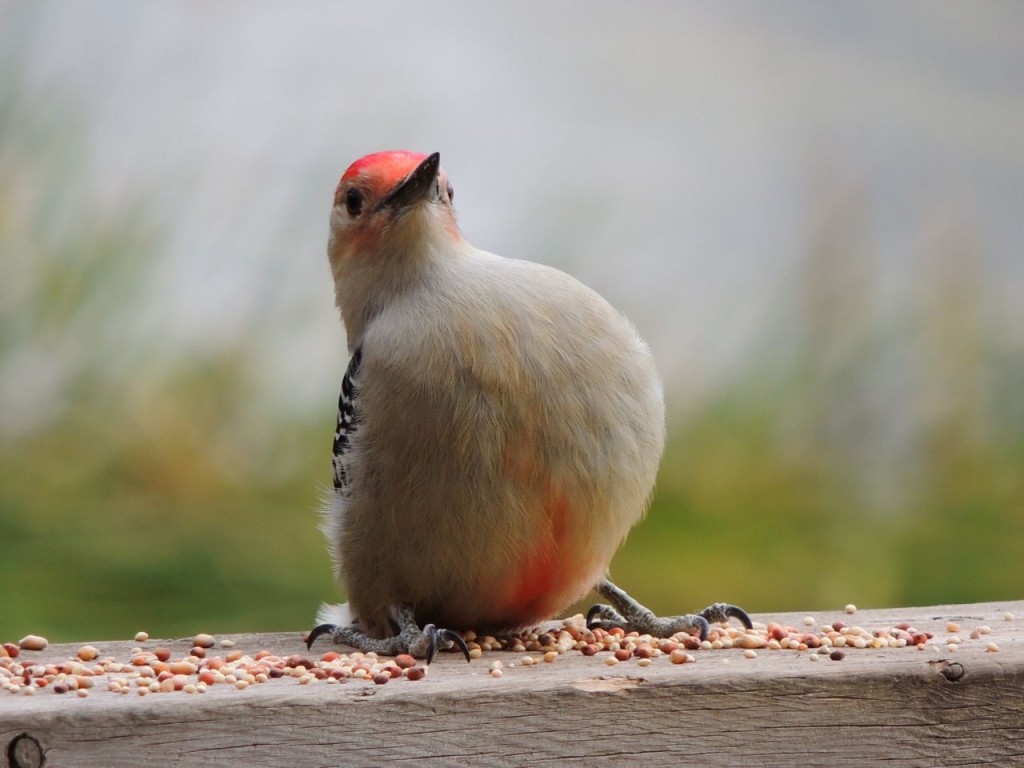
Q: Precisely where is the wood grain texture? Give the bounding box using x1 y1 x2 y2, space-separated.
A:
2 601 1022 767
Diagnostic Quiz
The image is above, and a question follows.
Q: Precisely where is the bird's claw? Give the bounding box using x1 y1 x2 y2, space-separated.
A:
586 580 752 641
305 607 471 664
423 623 472 664
700 602 753 630
306 622 337 651
586 602 621 628
690 615 712 641
586 603 711 639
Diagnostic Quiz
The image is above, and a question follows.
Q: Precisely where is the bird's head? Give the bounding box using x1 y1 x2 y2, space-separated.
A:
328 151 458 277
327 150 460 345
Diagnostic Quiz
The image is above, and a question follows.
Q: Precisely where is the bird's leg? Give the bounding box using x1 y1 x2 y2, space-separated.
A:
306 602 471 663
586 579 753 641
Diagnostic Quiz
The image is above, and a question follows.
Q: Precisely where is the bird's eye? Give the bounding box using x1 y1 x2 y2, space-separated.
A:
345 188 364 217
447 183 454 203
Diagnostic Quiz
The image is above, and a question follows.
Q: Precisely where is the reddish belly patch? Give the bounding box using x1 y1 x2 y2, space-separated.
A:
498 492 582 626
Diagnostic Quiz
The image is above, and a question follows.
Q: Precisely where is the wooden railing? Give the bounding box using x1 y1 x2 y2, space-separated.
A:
2 600 1022 767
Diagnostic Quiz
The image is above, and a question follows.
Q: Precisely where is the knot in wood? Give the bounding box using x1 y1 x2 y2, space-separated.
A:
6 733 44 768
940 661 966 682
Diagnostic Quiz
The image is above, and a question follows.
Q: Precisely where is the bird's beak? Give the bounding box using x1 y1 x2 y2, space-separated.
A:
379 152 441 212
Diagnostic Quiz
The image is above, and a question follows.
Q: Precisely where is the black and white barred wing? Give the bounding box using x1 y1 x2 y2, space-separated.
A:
332 347 362 493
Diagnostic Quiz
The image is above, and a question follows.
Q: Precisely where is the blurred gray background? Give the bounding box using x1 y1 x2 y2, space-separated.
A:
2 1 1022 641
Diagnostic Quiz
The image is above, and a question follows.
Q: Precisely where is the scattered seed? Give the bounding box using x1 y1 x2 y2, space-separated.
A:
134 631 149 643
7 609 993 702
669 648 694 665
735 633 767 649
1002 611 1015 621
844 604 857 614
658 639 678 654
986 642 999 653
19 635 48 651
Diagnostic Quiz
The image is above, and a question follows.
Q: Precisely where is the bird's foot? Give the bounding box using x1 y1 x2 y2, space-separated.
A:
306 601 471 664
586 579 752 641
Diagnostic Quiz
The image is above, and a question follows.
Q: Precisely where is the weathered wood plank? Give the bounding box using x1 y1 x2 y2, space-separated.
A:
2 601 1022 767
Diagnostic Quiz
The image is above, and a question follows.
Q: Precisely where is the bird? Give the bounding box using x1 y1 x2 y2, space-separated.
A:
307 150 750 661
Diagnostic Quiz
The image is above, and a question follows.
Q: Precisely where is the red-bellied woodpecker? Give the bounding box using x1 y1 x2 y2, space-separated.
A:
307 151 751 661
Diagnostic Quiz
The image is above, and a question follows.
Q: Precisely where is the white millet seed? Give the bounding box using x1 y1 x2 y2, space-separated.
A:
18 635 48 651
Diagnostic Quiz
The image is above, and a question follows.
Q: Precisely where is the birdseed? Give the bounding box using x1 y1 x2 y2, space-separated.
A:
3 605 1013 699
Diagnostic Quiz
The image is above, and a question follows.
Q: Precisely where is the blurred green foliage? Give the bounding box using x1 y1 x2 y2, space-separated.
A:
2 90 1021 645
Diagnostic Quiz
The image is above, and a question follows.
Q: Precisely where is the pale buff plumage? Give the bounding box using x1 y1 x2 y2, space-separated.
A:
320 151 664 640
